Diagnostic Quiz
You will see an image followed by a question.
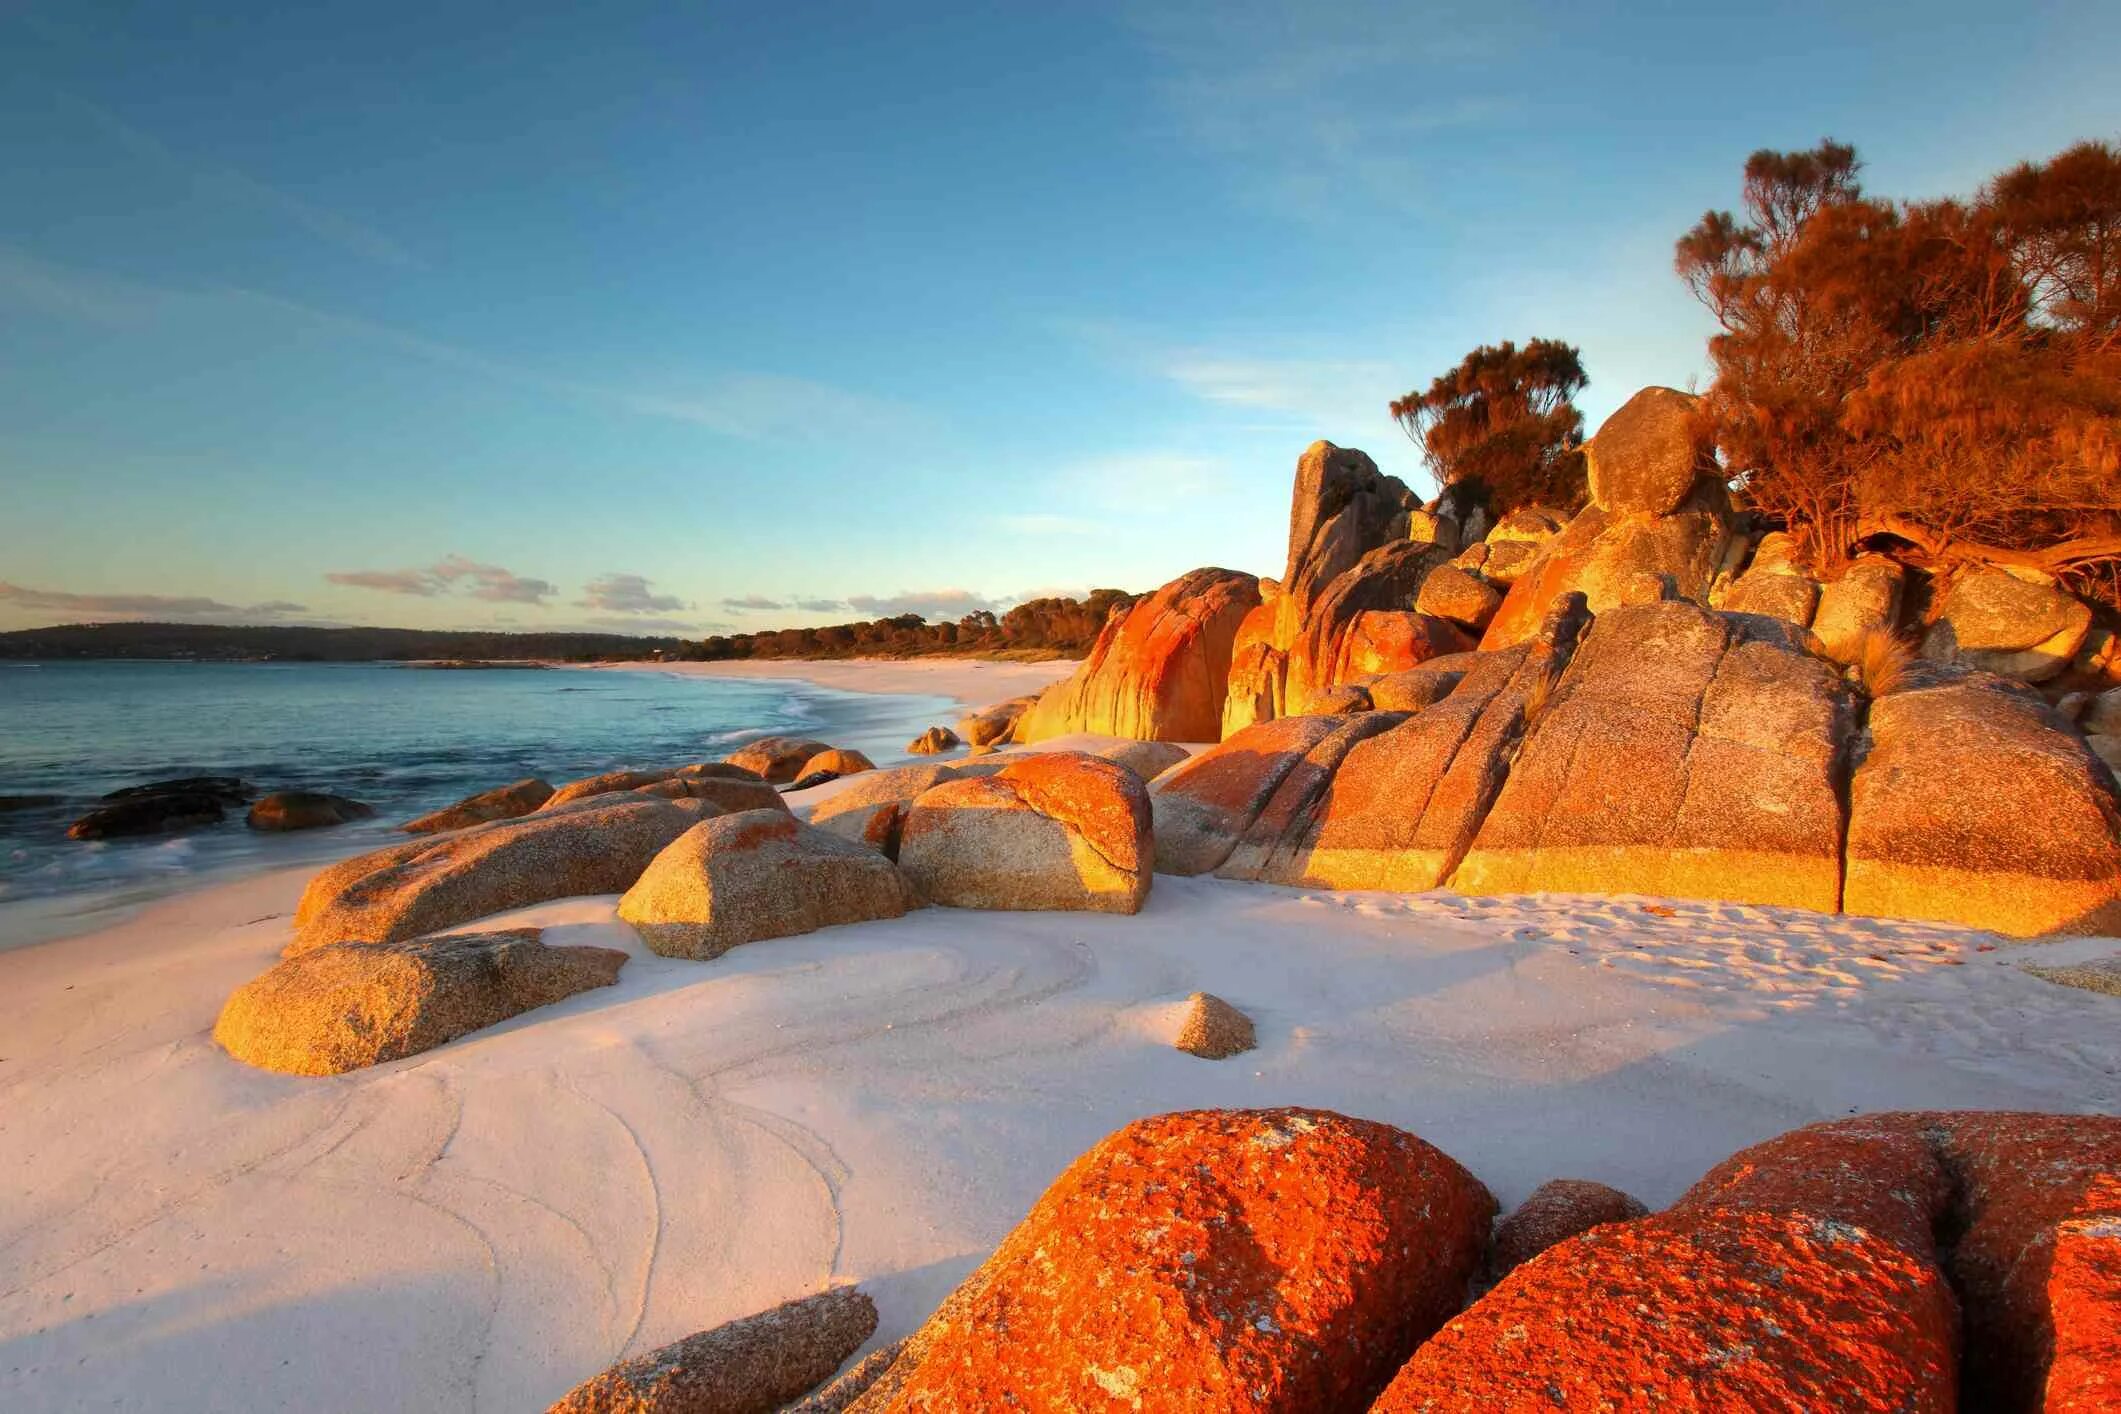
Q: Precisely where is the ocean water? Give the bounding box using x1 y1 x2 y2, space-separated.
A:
0 661 954 946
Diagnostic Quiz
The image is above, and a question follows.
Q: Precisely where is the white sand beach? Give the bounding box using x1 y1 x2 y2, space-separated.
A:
4 659 2119 1411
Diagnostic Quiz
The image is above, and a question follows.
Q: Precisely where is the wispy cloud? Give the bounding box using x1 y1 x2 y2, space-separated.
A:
0 250 922 446
579 615 704 633
0 581 308 621
0 246 186 327
578 573 689 616
326 555 555 605
1124 0 1523 216
227 287 921 445
845 589 998 620
53 87 420 270
720 594 786 613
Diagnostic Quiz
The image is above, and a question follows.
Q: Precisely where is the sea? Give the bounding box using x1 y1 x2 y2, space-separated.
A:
0 661 954 948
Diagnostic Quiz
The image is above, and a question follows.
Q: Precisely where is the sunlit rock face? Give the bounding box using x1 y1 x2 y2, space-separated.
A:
1222 441 1438 735
897 751 1153 913
1454 600 1854 913
1480 388 1737 650
1920 563 2094 682
1844 665 2121 936
1017 566 1260 743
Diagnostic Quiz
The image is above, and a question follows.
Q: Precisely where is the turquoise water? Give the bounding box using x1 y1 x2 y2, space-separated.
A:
0 661 952 944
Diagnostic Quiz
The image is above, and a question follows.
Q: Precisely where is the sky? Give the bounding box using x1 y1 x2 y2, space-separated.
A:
3 0 2117 636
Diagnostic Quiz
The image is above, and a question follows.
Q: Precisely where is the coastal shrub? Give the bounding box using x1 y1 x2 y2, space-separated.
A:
1390 339 1591 517
1676 138 2121 609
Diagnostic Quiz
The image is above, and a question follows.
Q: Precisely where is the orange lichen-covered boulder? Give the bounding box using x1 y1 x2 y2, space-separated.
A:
1148 715 1346 875
1487 1178 1648 1281
1374 1206 1959 1412
859 1108 1495 1413
1914 1111 2121 1411
1017 567 1261 743
1672 1110 2121 1413
1323 611 1474 691
897 751 1153 912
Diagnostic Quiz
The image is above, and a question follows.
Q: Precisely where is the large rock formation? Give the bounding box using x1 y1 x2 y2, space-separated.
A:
548 1287 878 1414
1478 389 1737 650
1223 442 1424 734
1920 564 2095 683
1219 597 1590 892
291 795 701 954
897 752 1152 913
1478 485 1736 649
618 810 917 960
215 927 626 1075
1016 567 1260 743
403 777 554 833
1453 601 1854 912
848 1109 1493 1412
1148 715 1348 875
1845 667 2121 935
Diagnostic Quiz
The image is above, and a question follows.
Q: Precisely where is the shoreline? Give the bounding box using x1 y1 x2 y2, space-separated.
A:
0 658 1066 954
577 655 1076 714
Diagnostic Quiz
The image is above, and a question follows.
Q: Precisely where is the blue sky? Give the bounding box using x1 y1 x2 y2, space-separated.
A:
3 0 2116 634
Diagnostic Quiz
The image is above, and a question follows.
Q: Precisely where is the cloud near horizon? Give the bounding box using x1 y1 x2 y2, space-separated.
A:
577 572 688 615
326 555 556 605
0 581 309 621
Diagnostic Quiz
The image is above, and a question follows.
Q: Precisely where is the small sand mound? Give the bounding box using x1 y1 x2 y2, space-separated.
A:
1173 991 1256 1059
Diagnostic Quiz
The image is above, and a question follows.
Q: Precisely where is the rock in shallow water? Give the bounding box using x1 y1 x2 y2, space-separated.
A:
67 776 253 840
247 790 374 831
214 926 625 1075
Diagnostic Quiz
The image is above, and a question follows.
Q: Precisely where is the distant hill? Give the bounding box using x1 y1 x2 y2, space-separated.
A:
0 622 686 662
0 589 1135 662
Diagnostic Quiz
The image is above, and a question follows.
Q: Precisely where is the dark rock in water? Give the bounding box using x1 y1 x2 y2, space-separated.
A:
0 794 63 813
103 776 252 806
69 776 255 840
247 791 376 832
